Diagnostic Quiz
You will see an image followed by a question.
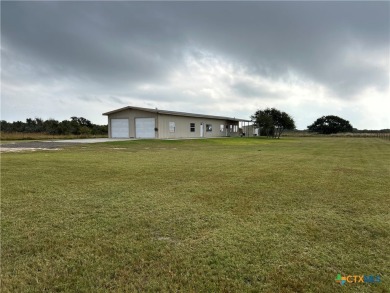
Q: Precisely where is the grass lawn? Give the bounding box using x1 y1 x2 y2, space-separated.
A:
1 137 389 292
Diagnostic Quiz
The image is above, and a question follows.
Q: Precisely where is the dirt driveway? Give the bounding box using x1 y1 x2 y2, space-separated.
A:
0 141 75 153
0 138 134 153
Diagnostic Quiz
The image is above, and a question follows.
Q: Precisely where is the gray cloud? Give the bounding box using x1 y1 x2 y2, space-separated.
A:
1 1 389 128
2 2 186 86
232 82 284 100
171 1 389 97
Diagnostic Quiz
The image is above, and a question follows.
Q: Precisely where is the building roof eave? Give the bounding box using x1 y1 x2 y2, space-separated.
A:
102 106 251 122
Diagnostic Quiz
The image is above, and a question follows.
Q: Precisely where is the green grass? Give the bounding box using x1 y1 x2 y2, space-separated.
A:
1 137 389 292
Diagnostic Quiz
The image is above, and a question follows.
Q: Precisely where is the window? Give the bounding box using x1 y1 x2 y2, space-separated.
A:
206 124 212 132
233 125 238 132
190 123 195 132
220 124 224 132
169 122 175 133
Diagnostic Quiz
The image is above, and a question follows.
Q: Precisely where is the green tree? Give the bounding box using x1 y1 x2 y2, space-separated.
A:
43 119 60 135
0 120 11 132
307 115 353 134
80 126 92 136
251 108 295 138
25 118 44 132
252 110 274 137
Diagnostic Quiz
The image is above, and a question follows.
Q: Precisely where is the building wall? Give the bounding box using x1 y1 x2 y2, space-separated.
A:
157 114 239 139
107 109 240 139
108 109 158 138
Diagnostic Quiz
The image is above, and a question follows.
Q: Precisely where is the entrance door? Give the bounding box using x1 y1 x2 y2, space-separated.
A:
200 123 204 137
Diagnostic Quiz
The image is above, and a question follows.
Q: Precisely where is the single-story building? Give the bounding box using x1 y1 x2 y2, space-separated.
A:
103 106 251 139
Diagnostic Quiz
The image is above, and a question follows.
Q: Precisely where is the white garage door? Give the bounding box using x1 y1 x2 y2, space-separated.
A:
136 118 155 138
111 119 129 138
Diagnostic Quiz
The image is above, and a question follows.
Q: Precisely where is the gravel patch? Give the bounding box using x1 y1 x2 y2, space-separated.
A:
0 141 77 152
1 138 135 152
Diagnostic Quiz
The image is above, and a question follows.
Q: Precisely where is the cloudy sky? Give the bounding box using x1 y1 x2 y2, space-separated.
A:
1 1 389 129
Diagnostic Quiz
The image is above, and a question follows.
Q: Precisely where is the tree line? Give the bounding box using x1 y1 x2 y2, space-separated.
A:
0 117 108 135
251 108 373 137
252 108 389 137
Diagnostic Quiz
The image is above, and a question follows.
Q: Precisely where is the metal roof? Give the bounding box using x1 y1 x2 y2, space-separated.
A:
102 106 251 122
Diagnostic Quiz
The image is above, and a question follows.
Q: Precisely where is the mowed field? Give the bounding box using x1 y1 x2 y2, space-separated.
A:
1 137 389 292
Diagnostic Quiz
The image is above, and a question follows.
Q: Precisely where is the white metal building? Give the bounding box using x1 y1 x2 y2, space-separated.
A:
103 106 250 139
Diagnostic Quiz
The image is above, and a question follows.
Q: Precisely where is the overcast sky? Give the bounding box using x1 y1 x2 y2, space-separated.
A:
1 1 389 129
